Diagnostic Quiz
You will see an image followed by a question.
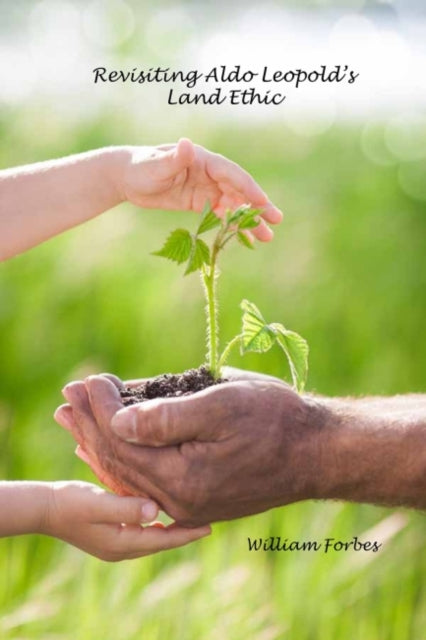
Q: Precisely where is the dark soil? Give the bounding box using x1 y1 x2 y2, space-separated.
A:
119 365 226 406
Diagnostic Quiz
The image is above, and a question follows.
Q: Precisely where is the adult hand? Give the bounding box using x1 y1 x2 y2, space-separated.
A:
55 373 324 527
120 139 282 242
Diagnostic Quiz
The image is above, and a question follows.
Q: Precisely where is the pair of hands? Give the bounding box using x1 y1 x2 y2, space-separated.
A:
45 140 285 561
54 369 321 560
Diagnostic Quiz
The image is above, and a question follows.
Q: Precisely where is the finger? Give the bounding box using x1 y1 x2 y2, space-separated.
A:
123 378 149 389
175 137 196 168
208 152 268 207
62 381 94 445
63 381 111 462
251 218 274 242
84 376 183 489
147 138 195 183
261 202 283 225
62 380 91 414
54 404 76 431
114 522 211 556
75 444 91 464
222 366 288 385
94 493 159 524
66 379 182 496
85 375 127 433
63 382 161 496
110 382 244 446
99 373 124 390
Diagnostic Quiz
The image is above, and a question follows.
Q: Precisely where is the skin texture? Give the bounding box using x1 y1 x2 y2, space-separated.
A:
56 372 323 526
0 481 210 561
55 370 426 526
0 138 282 261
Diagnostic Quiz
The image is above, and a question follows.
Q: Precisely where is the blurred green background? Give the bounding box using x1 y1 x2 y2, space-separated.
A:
1 1 426 639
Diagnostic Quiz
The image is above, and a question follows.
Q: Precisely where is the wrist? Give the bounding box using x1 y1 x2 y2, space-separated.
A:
273 389 330 505
301 398 352 501
34 482 56 536
0 481 53 537
290 395 332 502
100 146 133 204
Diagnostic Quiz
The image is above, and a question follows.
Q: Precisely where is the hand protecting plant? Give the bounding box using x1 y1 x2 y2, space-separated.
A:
153 203 309 392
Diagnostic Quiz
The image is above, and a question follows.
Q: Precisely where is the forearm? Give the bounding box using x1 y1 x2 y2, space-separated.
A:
310 394 426 509
0 147 129 260
0 481 50 537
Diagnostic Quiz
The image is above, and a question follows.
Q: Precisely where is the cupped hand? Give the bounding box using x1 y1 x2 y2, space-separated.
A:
42 481 210 561
121 139 282 242
55 372 322 527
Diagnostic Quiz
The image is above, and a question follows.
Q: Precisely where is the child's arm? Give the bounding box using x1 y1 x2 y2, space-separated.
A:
0 481 210 561
0 139 282 261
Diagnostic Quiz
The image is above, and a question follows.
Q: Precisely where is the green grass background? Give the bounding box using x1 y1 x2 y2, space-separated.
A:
0 108 426 639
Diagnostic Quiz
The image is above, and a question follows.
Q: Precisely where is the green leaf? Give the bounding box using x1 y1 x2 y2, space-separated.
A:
237 231 254 249
238 216 260 230
227 204 252 225
197 209 222 235
272 324 309 393
152 229 193 264
228 206 261 227
185 237 210 275
240 299 275 353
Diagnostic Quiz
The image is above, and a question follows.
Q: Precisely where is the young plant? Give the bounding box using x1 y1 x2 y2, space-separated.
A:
153 203 309 393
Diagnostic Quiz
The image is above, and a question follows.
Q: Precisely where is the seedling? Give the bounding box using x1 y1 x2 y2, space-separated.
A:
153 203 309 392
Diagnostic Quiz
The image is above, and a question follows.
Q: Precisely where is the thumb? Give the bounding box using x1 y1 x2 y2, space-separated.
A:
110 383 233 446
95 493 159 525
150 138 195 182
175 137 195 168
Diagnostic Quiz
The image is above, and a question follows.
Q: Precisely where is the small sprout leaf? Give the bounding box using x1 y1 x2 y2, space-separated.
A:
237 231 255 250
152 229 193 264
185 237 210 275
197 209 222 235
272 324 309 393
227 204 251 224
240 299 276 353
238 216 260 230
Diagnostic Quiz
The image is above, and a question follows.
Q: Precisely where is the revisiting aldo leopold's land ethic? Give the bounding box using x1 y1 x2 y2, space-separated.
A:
92 64 360 106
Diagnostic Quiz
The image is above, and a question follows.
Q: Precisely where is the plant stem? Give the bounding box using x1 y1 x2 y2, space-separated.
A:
201 221 234 378
202 232 222 378
217 334 242 371
202 268 217 377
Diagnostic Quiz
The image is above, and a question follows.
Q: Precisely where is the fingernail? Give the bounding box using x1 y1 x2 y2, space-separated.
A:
61 385 71 400
141 500 158 522
54 407 73 429
111 407 138 442
75 445 91 464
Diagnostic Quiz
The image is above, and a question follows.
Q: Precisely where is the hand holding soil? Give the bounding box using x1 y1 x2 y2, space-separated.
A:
56 372 321 527
56 371 426 523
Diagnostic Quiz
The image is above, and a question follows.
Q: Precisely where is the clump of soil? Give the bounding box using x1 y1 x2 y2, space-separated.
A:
119 366 226 406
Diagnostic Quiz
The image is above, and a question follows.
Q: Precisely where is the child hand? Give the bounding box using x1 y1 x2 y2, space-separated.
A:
42 481 211 561
119 138 282 242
